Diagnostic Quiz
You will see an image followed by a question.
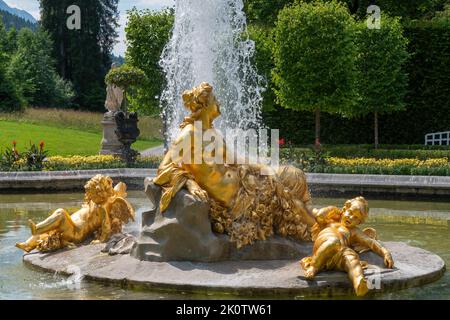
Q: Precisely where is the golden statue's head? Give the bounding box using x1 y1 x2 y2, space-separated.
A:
277 166 310 203
181 82 221 128
84 175 115 205
341 196 369 228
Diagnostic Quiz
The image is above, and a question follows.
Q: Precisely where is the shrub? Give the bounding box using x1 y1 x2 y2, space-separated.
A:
7 28 75 108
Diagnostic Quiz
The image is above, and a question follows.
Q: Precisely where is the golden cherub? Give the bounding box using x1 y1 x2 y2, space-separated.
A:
16 175 135 253
300 197 394 296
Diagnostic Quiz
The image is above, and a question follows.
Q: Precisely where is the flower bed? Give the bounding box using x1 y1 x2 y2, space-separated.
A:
1 155 163 172
319 157 450 176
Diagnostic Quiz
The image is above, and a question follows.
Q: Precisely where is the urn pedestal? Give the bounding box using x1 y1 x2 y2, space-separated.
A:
100 111 123 156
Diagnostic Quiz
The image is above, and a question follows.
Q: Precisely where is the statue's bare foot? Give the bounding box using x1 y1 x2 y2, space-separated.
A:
28 219 36 236
303 265 318 279
15 242 32 253
66 242 77 250
300 256 312 269
354 276 369 297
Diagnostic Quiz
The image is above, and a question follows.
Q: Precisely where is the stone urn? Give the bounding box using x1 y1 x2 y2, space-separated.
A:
114 111 141 164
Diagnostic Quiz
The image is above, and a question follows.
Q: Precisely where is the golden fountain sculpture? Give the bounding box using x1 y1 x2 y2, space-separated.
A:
154 82 316 249
16 175 135 252
154 82 394 296
301 197 394 296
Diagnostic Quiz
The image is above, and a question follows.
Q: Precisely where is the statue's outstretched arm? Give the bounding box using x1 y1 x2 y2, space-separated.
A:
353 229 394 268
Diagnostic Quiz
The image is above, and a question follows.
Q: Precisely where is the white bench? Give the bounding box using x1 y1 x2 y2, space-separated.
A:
425 131 450 146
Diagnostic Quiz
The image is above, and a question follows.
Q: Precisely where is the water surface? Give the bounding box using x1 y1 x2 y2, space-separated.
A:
0 192 448 300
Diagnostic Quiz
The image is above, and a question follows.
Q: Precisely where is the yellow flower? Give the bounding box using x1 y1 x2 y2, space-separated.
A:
327 157 449 168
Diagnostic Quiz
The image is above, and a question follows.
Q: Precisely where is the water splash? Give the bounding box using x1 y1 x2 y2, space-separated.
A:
159 0 265 143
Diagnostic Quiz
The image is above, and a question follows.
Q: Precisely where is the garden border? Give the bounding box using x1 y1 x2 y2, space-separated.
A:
1 169 450 198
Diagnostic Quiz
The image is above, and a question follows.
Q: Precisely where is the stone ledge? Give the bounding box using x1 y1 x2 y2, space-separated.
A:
1 170 450 197
23 242 446 297
0 169 156 192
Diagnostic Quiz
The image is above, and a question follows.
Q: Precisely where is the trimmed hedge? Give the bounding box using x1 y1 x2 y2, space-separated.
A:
263 20 450 145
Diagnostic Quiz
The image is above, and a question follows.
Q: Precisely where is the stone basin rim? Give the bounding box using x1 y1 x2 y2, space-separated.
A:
22 241 446 297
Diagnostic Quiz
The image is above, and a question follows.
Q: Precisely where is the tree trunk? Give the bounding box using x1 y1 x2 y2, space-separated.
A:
315 109 321 148
349 0 360 15
58 22 66 78
374 111 379 149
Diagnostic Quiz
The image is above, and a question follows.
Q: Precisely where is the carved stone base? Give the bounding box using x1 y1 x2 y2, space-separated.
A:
130 179 313 262
100 111 123 156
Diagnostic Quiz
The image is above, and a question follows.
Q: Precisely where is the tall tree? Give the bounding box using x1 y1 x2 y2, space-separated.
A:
354 16 409 148
272 0 359 146
125 8 174 115
8 28 74 108
39 0 119 110
0 21 23 112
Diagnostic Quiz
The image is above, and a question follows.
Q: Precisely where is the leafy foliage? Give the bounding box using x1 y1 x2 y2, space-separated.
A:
354 16 409 116
0 65 23 112
272 1 359 113
125 8 174 115
243 0 449 25
244 0 294 26
7 28 74 108
105 64 146 112
0 22 23 112
105 64 146 90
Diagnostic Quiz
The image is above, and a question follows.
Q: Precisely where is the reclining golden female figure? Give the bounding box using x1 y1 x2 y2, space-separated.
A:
154 82 316 248
16 175 135 252
300 197 394 296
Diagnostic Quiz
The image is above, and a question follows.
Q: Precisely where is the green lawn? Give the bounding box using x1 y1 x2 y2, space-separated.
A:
0 120 161 156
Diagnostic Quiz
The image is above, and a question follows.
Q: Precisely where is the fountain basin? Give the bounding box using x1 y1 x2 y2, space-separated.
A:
23 241 445 297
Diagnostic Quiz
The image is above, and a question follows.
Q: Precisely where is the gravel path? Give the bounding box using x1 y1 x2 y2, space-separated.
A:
141 145 165 157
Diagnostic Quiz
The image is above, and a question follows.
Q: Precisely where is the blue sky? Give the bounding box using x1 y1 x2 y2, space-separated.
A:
4 0 175 55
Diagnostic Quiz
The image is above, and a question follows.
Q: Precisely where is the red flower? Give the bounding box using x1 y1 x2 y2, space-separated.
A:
39 141 45 150
278 138 286 146
12 140 17 147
